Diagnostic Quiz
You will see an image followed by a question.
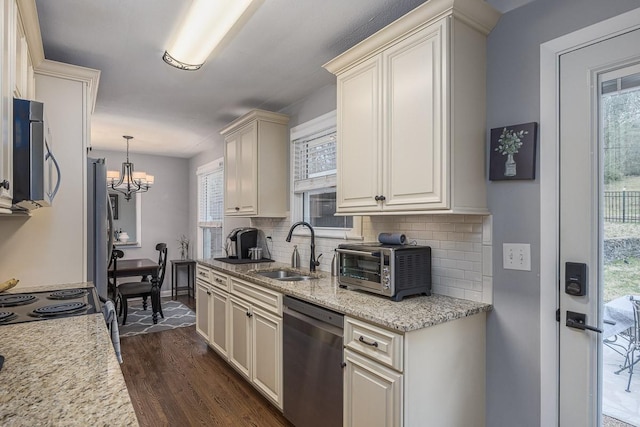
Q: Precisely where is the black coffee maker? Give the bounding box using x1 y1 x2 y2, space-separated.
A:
227 228 259 259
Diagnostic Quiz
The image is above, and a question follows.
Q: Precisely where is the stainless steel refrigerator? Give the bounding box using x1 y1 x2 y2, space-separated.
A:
87 158 114 300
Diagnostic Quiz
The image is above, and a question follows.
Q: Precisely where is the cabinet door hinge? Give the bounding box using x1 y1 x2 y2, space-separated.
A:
556 308 560 322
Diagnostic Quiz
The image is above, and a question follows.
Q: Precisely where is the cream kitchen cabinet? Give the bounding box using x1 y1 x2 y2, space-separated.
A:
343 313 486 427
0 1 16 212
221 109 289 217
324 0 499 215
196 266 230 359
14 2 35 100
210 287 229 358
226 275 283 409
197 262 283 409
344 349 403 427
195 279 213 342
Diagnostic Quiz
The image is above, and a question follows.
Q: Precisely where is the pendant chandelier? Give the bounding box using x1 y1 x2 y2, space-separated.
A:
107 135 154 201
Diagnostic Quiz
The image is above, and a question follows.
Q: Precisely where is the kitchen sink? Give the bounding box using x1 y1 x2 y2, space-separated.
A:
255 269 315 281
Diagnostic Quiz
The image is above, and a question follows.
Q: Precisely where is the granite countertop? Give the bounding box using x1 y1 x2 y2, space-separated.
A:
198 260 492 333
0 282 138 426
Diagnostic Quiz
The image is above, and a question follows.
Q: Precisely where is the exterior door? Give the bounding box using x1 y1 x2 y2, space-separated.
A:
559 29 640 425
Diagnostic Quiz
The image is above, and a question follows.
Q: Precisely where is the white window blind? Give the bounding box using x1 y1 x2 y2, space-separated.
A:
293 127 337 193
197 158 224 259
198 159 223 227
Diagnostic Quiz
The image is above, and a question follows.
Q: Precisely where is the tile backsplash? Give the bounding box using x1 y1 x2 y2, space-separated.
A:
251 214 493 304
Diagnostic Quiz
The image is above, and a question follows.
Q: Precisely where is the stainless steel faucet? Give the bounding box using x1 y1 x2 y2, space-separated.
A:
286 221 321 272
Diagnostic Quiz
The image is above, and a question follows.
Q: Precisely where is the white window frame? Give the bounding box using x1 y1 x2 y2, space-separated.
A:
197 157 224 259
290 110 362 240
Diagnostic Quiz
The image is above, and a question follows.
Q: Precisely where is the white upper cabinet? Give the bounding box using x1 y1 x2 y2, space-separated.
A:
14 4 35 100
324 0 500 215
0 1 16 212
0 0 37 213
221 109 289 217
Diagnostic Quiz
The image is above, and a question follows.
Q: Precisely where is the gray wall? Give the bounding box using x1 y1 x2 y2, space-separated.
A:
486 0 639 425
91 149 190 265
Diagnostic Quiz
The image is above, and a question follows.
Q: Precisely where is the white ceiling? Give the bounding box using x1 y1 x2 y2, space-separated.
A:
34 0 527 158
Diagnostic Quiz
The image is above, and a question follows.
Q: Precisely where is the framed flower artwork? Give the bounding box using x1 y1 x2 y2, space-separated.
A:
489 122 538 181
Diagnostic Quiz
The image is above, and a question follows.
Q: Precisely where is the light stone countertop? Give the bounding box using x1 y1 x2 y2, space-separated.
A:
197 259 492 332
0 282 138 426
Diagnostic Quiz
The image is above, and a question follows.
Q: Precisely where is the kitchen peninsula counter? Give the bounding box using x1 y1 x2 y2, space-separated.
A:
197 260 491 332
0 282 138 426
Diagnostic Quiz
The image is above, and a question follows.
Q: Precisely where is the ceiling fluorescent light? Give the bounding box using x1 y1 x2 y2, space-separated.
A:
163 0 258 71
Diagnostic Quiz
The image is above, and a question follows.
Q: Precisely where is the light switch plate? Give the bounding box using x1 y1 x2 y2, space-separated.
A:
503 243 531 271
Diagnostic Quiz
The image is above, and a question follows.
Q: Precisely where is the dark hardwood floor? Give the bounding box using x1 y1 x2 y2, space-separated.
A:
119 295 292 427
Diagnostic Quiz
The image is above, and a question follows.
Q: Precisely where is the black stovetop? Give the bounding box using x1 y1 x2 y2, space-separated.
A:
0 287 99 325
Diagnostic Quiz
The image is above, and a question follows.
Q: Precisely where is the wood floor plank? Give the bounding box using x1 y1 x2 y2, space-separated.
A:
119 297 292 427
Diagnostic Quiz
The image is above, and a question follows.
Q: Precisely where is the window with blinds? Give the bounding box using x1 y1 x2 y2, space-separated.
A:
197 158 224 259
293 128 337 193
291 111 357 235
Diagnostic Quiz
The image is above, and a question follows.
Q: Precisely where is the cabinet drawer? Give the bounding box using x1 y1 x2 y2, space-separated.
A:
345 317 403 371
211 270 229 292
196 264 212 284
229 277 282 316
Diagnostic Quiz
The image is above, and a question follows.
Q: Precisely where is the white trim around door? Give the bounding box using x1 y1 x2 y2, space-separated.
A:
540 7 640 427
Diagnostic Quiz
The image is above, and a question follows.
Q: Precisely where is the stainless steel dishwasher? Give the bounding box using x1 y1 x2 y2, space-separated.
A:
283 295 344 427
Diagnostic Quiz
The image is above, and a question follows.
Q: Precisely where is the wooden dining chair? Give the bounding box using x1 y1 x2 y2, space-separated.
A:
117 243 168 325
108 249 124 308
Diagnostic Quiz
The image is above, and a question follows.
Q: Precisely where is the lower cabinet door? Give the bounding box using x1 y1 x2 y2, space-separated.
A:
195 281 211 342
344 349 403 427
251 306 283 409
210 288 229 359
228 296 252 379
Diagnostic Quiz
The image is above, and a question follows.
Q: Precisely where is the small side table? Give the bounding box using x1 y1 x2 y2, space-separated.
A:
170 259 196 300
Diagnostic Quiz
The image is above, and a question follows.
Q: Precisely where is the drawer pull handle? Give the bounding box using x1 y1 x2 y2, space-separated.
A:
358 336 379 348
215 278 223 283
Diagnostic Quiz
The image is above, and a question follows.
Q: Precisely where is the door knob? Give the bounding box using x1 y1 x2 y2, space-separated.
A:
566 311 602 333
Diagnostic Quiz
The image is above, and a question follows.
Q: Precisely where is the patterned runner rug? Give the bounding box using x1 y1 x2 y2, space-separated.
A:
118 300 195 337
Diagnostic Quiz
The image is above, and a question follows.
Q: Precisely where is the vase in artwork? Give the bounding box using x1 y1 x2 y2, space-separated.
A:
505 153 516 177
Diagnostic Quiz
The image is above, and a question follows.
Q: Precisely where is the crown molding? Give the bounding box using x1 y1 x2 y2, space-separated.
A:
17 0 45 68
324 0 501 75
35 60 101 114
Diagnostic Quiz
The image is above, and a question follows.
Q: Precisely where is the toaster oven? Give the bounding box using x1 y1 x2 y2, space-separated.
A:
336 243 431 301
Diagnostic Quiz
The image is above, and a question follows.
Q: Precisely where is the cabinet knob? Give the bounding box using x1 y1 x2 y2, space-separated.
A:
235 206 240 211
374 195 380 201
0 180 9 190
379 195 386 202
246 311 253 318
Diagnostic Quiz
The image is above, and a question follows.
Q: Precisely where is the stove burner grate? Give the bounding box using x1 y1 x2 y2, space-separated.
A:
30 302 88 318
0 311 17 323
0 294 37 307
48 289 89 300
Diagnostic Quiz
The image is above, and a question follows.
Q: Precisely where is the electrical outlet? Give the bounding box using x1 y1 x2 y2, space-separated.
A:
503 243 531 271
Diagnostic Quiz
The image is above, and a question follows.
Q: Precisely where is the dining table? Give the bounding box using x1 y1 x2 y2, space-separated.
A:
108 257 161 324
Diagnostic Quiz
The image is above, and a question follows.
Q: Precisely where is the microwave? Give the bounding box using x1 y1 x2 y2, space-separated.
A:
13 98 61 210
336 243 431 301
